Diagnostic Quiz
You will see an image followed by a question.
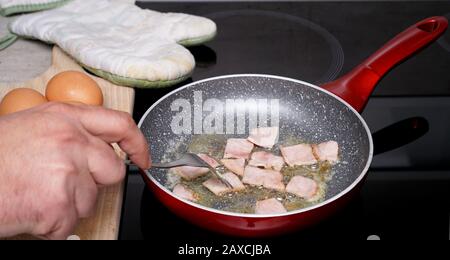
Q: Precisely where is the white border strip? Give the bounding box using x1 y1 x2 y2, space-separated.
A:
138 0 446 2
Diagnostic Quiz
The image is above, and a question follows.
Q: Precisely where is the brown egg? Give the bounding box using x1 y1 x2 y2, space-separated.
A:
0 88 48 116
46 71 104 106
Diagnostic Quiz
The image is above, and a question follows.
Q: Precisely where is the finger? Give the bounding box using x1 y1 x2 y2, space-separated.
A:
43 207 79 240
46 103 151 170
86 136 126 186
74 172 98 218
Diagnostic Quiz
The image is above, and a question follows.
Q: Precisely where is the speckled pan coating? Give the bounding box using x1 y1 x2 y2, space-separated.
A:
138 74 373 217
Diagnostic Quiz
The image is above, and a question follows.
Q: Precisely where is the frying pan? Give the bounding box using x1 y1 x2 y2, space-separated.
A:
137 16 448 237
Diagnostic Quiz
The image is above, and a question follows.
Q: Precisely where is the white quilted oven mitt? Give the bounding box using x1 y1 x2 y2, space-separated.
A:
8 0 217 88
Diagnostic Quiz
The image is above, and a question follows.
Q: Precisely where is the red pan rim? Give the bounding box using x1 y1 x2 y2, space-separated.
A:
137 74 374 218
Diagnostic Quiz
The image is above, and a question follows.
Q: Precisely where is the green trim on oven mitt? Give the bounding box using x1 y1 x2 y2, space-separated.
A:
0 32 18 50
82 65 193 89
0 0 71 17
178 30 217 47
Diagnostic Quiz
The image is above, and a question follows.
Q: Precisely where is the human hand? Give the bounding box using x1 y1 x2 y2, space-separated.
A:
0 102 150 239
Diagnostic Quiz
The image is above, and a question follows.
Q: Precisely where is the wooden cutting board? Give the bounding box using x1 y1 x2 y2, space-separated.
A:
0 47 135 240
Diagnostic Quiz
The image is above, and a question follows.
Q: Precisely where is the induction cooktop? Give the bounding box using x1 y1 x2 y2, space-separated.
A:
119 1 450 245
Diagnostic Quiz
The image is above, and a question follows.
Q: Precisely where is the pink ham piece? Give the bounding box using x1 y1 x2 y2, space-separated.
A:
255 198 287 215
221 158 246 176
248 151 285 171
171 166 209 181
242 166 285 192
203 172 245 196
173 184 197 202
286 176 318 200
247 127 279 149
223 172 246 191
197 153 220 168
312 141 339 163
224 138 254 159
280 144 318 166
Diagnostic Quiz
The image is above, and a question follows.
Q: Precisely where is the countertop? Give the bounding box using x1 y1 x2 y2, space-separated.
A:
0 16 52 83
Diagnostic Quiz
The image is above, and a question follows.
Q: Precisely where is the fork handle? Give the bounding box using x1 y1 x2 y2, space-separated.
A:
151 162 188 168
125 160 191 169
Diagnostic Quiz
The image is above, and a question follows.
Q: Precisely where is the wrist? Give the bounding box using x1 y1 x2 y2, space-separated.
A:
0 184 19 238
0 169 33 238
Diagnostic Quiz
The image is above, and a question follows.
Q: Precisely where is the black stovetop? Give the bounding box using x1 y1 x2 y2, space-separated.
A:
119 1 450 243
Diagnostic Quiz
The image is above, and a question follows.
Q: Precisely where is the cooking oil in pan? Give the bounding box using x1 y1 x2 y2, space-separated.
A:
165 135 334 214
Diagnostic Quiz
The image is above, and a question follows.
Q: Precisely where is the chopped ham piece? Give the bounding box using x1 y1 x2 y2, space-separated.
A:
280 144 317 166
224 138 254 159
255 198 287 215
197 153 220 168
223 172 246 190
173 184 197 202
286 176 318 200
171 166 209 181
247 127 279 149
242 166 285 192
312 141 339 163
203 178 230 196
221 158 246 176
203 172 245 196
249 151 285 171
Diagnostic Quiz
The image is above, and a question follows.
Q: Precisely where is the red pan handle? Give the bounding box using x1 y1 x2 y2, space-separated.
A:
321 16 448 112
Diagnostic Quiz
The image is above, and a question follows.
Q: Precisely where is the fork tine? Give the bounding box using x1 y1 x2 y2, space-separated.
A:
189 154 234 188
126 154 234 188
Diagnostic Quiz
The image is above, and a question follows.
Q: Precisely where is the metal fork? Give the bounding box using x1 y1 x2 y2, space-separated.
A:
126 153 233 188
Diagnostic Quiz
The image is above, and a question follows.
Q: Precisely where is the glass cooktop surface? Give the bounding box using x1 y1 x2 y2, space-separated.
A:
119 1 450 243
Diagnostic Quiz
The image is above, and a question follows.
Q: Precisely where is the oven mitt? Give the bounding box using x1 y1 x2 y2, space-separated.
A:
0 0 71 16
0 32 18 50
7 0 217 88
